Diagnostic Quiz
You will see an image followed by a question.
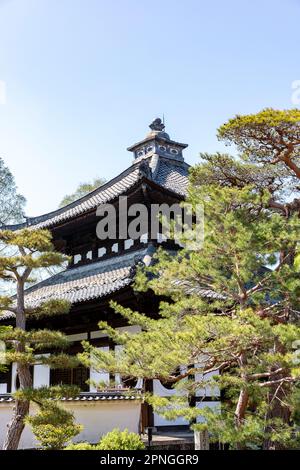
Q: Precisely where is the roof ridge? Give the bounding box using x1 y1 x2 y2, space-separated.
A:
1 155 189 231
5 161 144 230
24 247 149 294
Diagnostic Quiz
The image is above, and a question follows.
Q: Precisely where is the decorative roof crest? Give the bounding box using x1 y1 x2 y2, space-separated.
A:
149 117 165 132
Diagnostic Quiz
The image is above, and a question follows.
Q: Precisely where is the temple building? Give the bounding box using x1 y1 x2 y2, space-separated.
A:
0 119 219 448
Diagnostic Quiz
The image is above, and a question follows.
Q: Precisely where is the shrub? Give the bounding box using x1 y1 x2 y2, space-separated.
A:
98 428 145 450
65 442 96 450
26 402 83 450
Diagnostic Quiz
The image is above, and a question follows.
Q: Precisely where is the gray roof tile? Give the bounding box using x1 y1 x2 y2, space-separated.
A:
1 248 149 320
0 392 142 403
154 158 189 196
3 156 189 231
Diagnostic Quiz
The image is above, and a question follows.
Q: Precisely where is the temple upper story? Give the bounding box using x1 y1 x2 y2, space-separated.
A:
128 118 188 163
4 118 189 233
0 119 191 323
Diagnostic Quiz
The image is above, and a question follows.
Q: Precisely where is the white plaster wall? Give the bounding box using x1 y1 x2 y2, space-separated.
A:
153 380 189 426
89 347 110 392
91 325 141 339
195 370 220 398
33 354 50 388
114 345 123 386
8 359 50 391
194 359 220 398
153 378 220 427
196 401 220 423
0 403 38 449
71 401 141 444
33 364 50 388
116 325 141 334
67 333 88 342
11 362 17 393
90 331 108 339
153 379 183 397
154 411 189 427
89 326 141 391
0 400 141 449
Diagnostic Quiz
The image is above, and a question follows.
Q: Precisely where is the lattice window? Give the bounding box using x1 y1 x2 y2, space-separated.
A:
50 366 89 392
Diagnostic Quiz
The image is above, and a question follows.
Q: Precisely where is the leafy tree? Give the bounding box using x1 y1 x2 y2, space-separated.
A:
65 442 96 450
0 157 25 226
81 109 300 450
0 228 81 450
65 429 145 450
59 178 106 208
98 429 145 450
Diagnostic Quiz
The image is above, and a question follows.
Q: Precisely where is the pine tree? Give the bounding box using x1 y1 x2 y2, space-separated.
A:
0 228 81 450
81 109 300 450
23 394 83 450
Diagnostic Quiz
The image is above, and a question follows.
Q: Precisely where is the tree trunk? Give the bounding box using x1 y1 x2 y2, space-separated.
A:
234 387 249 450
2 398 30 450
3 279 32 450
234 352 249 450
262 371 291 450
262 337 291 450
194 429 210 450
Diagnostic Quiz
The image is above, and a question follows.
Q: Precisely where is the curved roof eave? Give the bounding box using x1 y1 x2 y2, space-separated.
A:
1 156 190 231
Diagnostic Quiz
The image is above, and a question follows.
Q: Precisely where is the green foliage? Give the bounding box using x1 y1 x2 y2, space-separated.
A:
65 442 96 450
217 108 300 182
59 178 106 208
26 299 71 319
0 228 54 252
65 429 145 451
0 229 70 289
295 254 300 272
83 109 300 449
14 385 80 402
0 328 70 349
290 385 300 425
98 429 145 450
26 401 83 450
219 108 300 134
192 405 300 450
0 228 80 450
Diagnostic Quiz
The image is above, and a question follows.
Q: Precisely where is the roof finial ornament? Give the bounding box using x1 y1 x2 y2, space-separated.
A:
149 117 165 132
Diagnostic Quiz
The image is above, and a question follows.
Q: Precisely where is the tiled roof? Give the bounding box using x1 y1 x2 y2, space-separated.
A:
4 156 189 231
0 392 142 403
172 280 227 300
0 245 225 321
1 248 151 320
0 151 190 320
6 165 142 231
154 158 189 196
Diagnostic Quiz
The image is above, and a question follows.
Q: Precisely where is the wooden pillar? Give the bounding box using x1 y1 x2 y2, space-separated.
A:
194 429 209 450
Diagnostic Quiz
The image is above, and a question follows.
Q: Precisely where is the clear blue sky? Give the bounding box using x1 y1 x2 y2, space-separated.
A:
0 0 299 215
